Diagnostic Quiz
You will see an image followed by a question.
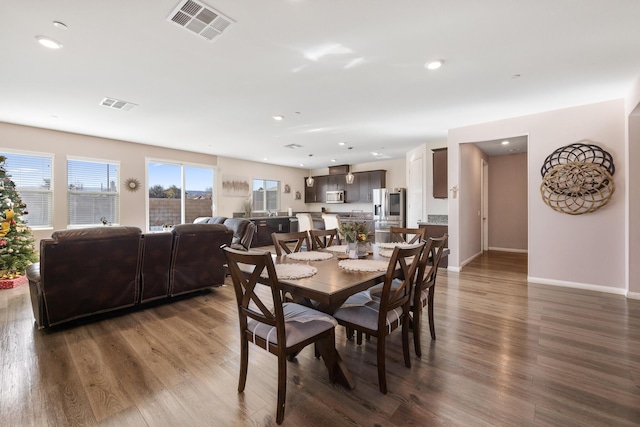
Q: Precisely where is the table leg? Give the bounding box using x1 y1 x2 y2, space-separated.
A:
315 340 356 390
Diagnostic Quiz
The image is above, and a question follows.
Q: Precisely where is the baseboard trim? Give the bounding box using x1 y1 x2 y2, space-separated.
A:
527 276 627 296
488 247 528 253
446 266 461 273
627 292 640 300
460 251 482 269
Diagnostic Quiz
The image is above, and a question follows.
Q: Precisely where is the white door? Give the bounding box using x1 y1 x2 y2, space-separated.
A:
408 154 424 227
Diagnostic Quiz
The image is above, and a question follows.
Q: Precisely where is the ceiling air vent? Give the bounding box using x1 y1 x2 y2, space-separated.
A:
167 0 235 42
284 144 303 149
100 97 137 111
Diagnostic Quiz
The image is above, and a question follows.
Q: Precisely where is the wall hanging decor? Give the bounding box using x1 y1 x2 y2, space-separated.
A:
540 141 615 215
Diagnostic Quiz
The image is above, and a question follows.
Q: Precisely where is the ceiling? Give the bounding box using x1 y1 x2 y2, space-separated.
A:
1 1 640 170
475 135 528 157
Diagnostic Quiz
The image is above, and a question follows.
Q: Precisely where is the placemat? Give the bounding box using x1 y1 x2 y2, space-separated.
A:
261 263 318 280
325 245 348 253
378 242 414 249
286 251 333 261
338 259 389 272
378 250 416 264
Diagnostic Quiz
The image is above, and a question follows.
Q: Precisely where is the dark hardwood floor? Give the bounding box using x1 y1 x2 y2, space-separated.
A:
1 250 639 426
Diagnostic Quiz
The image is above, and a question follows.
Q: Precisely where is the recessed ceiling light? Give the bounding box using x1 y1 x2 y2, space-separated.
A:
300 163 305 167
501 140 510 145
338 142 346 146
263 157 268 161
52 21 68 30
331 159 336 162
273 115 284 121
425 60 444 70
371 152 379 156
35 35 63 49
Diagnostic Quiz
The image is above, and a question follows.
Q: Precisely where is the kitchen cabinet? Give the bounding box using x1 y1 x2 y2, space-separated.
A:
305 170 385 203
432 148 448 198
251 217 291 247
418 223 448 267
353 170 386 202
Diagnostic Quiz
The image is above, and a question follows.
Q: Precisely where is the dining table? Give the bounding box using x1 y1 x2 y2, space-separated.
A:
256 243 411 389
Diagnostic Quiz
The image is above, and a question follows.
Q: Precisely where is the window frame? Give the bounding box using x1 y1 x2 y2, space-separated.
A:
67 156 120 228
0 149 54 230
146 158 216 231
252 178 280 213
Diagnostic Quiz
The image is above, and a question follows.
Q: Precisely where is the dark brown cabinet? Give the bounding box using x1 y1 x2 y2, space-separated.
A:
252 218 291 247
432 148 448 199
345 170 385 203
305 170 385 203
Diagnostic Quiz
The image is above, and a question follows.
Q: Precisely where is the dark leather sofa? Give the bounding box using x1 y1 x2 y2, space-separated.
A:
194 216 255 250
26 224 232 329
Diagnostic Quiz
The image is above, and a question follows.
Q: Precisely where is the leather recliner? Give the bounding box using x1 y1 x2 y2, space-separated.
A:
27 226 143 329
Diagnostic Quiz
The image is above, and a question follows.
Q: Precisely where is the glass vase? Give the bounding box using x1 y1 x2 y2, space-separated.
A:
357 241 368 257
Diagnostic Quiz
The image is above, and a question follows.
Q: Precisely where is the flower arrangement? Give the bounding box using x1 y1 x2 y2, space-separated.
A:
339 221 369 243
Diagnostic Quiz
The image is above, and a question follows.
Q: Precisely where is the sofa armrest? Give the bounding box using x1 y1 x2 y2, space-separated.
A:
26 263 46 329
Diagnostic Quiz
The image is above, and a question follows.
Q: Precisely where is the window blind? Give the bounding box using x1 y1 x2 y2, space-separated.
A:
68 159 119 225
2 152 53 228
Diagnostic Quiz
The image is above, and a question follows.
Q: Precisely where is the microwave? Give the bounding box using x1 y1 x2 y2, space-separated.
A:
326 190 345 203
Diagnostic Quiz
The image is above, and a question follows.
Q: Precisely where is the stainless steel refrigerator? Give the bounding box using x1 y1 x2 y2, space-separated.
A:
372 188 406 243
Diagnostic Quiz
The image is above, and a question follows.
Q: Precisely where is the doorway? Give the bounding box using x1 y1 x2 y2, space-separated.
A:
473 136 528 256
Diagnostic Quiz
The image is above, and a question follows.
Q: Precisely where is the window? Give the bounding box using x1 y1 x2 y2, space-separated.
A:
68 158 119 226
147 161 214 231
252 179 279 212
1 152 53 228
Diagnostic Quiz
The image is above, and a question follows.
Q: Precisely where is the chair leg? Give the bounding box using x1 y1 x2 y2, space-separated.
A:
377 334 387 394
356 331 363 345
276 353 287 424
402 314 411 369
238 338 248 392
428 287 436 340
413 305 422 358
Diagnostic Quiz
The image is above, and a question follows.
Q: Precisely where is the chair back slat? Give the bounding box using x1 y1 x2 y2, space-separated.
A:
224 248 284 330
377 242 425 329
389 227 426 244
310 228 340 250
271 231 310 256
415 234 448 295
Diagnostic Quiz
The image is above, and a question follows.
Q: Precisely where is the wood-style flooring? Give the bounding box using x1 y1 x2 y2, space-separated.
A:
1 250 639 426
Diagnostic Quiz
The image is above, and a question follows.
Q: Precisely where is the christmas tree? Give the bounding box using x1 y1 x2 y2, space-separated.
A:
0 156 38 279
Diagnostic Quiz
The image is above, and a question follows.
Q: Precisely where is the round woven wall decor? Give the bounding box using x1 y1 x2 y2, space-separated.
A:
540 142 615 179
540 162 615 215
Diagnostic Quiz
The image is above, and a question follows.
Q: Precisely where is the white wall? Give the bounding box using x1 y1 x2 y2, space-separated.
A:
0 122 219 244
216 157 309 217
488 153 528 251
449 99 626 293
625 75 640 297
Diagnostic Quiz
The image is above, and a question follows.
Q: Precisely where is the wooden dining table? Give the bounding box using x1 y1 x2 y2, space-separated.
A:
265 244 402 389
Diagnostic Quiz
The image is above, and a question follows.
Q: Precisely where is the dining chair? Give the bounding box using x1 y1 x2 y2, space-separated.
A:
271 231 311 256
411 234 448 356
389 226 426 244
223 247 338 424
333 242 425 394
295 213 314 233
309 228 341 250
322 213 343 238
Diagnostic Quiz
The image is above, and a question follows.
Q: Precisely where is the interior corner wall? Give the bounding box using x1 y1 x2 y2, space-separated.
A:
449 99 626 291
488 153 528 251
